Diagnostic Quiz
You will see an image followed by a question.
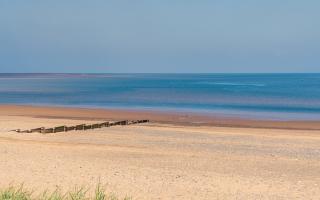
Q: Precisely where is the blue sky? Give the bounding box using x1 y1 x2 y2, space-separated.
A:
0 0 319 73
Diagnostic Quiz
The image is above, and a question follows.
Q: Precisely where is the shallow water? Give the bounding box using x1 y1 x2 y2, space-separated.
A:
1 73 320 120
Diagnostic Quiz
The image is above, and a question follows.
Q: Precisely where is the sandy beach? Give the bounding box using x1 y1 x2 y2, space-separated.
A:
0 105 320 199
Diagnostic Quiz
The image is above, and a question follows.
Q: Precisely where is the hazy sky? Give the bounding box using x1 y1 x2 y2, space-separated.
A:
0 0 319 73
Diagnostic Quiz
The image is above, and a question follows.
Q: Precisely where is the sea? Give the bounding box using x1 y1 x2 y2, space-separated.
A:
0 73 320 121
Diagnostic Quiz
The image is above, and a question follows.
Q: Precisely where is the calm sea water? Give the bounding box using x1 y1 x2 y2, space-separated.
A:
1 73 320 120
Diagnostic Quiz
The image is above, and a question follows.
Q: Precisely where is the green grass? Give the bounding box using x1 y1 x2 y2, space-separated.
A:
0 184 131 200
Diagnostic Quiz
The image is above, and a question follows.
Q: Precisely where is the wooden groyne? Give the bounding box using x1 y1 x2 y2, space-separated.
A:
13 120 149 134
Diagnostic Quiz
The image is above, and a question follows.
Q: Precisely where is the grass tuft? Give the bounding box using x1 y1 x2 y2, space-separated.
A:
94 183 105 200
69 187 88 200
0 184 32 200
0 184 130 200
38 188 66 200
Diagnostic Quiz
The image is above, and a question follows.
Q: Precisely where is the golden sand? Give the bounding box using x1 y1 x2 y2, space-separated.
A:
0 105 319 199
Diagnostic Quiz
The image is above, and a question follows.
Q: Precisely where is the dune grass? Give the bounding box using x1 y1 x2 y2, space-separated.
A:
0 184 131 200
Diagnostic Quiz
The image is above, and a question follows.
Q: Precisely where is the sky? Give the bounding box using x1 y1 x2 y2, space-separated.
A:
0 0 319 73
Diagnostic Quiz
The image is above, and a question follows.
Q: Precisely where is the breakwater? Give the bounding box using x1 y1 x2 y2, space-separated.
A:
13 119 149 134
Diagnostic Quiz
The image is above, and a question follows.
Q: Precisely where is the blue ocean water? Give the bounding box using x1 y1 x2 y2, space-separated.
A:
1 73 320 120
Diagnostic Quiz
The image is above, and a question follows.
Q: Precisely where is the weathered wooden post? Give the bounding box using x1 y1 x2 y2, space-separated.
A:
84 124 92 130
76 124 85 130
66 126 76 131
44 128 54 134
30 127 45 133
92 123 100 129
54 126 66 133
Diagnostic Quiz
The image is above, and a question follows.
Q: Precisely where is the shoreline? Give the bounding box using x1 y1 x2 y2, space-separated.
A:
1 104 320 130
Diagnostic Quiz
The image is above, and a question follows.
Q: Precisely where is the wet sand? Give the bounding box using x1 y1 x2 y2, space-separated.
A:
2 105 320 130
0 105 320 199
